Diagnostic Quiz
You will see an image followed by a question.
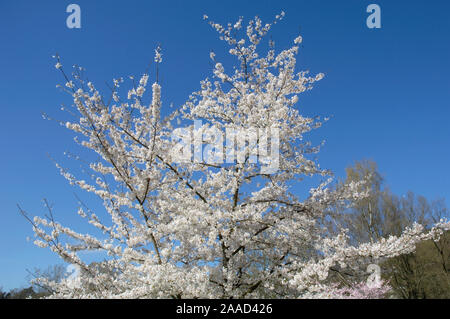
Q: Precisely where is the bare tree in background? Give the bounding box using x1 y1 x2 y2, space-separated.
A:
328 160 450 298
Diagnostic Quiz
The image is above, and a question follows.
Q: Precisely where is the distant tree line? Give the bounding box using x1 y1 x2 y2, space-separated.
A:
0 265 65 299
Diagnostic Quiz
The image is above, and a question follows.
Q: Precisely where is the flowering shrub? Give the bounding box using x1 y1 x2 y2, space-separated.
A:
304 281 391 299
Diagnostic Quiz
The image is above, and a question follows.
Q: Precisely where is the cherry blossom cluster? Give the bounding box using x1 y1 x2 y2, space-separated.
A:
25 14 449 299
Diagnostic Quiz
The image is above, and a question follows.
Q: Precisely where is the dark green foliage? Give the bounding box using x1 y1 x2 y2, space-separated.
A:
383 231 449 299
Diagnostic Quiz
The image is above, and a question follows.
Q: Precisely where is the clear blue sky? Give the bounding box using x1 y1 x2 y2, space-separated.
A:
1 0 449 290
